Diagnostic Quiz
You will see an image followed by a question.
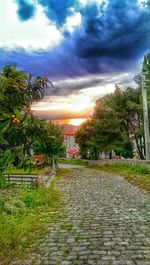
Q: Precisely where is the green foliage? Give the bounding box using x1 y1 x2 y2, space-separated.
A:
0 65 48 111
95 162 150 175
114 141 133 159
0 175 7 189
0 65 64 175
33 120 65 158
4 167 44 175
75 119 99 160
76 83 145 159
0 65 49 174
0 197 5 212
0 149 14 187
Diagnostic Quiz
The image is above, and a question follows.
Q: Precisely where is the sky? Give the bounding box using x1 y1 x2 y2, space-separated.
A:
0 0 150 124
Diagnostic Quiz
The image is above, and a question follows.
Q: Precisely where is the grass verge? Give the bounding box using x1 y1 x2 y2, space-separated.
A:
0 177 61 265
93 162 150 192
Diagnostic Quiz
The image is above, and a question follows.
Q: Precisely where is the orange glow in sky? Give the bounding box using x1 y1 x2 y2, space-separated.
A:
68 118 86 126
54 118 86 126
31 93 93 124
31 93 93 112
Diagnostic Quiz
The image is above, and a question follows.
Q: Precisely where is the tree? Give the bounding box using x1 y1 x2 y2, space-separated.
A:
92 94 126 158
77 54 150 160
0 65 64 178
112 85 144 159
33 120 65 162
0 65 49 112
0 64 48 152
76 86 141 160
75 119 99 160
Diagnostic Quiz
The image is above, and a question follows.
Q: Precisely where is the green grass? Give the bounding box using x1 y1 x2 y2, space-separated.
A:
0 178 61 264
58 158 88 166
94 162 150 174
75 232 82 242
93 162 150 192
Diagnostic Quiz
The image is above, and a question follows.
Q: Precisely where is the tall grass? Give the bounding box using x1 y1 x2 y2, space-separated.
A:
0 183 61 264
96 162 150 175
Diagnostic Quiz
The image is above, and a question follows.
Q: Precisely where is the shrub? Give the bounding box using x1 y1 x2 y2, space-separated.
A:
0 197 5 212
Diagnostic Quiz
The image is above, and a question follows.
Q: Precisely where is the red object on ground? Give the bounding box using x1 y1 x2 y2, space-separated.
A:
64 129 76 136
32 155 47 160
67 149 78 155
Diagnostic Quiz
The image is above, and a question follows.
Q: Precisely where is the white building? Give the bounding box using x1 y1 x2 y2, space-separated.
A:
64 129 79 158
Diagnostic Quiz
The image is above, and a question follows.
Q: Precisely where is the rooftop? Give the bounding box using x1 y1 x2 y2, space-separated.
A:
64 129 76 136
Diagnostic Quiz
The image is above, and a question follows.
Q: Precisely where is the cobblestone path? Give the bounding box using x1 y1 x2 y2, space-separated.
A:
13 168 150 265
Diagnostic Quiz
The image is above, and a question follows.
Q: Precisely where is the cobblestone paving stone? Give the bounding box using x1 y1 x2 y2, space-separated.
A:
12 168 150 265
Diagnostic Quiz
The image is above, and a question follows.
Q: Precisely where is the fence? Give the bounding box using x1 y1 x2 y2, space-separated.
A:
5 174 38 187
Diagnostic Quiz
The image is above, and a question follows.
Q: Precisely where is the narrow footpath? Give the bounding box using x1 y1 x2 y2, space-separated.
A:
13 166 150 265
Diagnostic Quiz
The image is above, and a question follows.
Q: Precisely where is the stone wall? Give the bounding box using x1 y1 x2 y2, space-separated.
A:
87 158 150 167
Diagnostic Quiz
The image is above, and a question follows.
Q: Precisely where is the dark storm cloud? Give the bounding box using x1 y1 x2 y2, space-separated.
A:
75 0 150 61
49 73 130 96
0 42 90 78
51 78 103 96
14 0 150 69
16 0 36 21
0 48 133 97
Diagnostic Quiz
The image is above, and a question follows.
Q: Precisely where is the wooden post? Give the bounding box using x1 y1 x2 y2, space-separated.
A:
141 72 150 160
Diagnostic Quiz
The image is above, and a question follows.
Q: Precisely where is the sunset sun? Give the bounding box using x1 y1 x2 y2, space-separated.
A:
68 118 86 126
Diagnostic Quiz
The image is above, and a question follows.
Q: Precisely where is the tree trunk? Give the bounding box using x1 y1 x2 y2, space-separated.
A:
109 150 112 159
93 147 99 160
134 134 144 159
139 136 144 159
52 155 58 170
128 119 144 159
137 113 145 159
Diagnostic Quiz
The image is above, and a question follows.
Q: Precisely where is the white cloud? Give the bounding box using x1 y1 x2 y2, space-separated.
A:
0 0 63 51
62 12 82 33
78 0 108 7
138 0 148 6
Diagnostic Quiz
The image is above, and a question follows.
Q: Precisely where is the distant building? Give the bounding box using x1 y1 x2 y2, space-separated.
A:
64 129 79 158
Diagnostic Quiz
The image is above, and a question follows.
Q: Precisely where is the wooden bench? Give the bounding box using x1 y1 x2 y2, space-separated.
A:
5 174 38 187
